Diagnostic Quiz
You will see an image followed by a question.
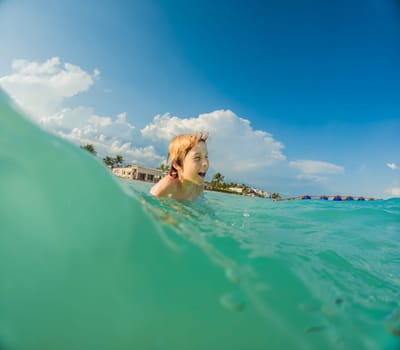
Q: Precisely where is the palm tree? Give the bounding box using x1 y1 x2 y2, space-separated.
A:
271 192 281 200
241 185 250 195
103 156 115 167
212 172 225 185
159 163 170 173
114 155 124 167
81 143 97 156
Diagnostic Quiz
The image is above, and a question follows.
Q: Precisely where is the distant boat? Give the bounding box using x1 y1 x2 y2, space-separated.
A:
301 195 311 200
357 197 365 201
345 196 354 201
320 195 328 200
333 195 342 201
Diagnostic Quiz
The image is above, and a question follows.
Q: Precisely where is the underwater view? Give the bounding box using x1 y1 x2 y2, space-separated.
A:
1 90 400 349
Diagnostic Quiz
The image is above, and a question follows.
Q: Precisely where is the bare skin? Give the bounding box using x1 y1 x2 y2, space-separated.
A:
150 142 209 201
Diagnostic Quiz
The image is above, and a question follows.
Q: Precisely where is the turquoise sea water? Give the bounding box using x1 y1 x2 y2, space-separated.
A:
1 90 400 350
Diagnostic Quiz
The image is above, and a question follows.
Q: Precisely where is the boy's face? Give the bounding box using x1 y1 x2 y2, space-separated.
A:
180 142 209 185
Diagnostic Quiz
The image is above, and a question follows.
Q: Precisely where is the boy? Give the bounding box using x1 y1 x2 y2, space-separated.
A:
150 132 209 201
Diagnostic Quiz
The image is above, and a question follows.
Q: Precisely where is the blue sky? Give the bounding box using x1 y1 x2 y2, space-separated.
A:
1 0 399 198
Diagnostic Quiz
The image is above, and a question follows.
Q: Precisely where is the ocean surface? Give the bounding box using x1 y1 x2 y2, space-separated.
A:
1 90 400 350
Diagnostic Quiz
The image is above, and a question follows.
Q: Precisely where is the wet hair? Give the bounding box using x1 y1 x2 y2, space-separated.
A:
168 132 208 178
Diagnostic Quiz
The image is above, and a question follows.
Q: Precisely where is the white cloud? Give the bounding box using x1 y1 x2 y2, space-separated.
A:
141 110 286 177
386 162 398 170
0 57 97 118
289 160 344 183
385 187 400 198
0 57 162 166
289 160 344 174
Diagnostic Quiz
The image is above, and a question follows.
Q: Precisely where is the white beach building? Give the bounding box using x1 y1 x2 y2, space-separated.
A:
112 165 163 183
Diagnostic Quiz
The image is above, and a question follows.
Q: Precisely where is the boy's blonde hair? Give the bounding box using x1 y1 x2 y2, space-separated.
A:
168 132 208 178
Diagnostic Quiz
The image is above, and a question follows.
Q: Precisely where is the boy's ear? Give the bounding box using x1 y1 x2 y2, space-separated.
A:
172 160 182 171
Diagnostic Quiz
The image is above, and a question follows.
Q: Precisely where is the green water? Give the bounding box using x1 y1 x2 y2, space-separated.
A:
1 90 399 349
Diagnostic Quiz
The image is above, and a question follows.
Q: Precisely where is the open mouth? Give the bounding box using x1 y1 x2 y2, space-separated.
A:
198 172 206 178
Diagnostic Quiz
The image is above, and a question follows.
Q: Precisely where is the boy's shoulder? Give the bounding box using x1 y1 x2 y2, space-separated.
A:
150 175 179 197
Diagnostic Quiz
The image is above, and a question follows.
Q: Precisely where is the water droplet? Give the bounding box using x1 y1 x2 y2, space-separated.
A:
385 307 400 336
334 297 344 305
225 268 240 284
220 291 246 312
